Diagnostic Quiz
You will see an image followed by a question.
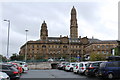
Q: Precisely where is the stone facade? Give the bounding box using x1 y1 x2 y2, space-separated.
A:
19 7 118 60
84 40 118 56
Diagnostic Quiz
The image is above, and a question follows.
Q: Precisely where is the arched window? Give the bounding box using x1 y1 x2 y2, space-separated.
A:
42 45 46 48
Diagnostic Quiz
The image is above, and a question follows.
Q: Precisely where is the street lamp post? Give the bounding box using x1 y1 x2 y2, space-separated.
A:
4 19 10 60
25 30 28 62
81 44 84 61
69 36 71 62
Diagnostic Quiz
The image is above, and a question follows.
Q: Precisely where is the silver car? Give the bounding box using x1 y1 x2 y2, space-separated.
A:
0 71 10 80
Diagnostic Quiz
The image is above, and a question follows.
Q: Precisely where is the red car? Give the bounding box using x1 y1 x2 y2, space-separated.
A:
8 62 23 74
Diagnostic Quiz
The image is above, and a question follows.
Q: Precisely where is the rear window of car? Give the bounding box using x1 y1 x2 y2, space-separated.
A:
1 66 9 70
86 63 91 67
75 64 78 66
19 63 24 65
79 63 83 67
72 64 75 66
9 66 18 71
92 63 99 67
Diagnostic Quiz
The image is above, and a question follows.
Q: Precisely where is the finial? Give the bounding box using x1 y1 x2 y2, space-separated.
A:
43 20 45 23
73 6 74 8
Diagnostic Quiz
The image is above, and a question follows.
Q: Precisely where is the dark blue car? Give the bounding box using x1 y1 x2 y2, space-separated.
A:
98 61 120 79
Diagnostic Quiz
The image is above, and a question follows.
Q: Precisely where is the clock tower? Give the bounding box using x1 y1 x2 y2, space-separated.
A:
70 6 78 39
40 21 48 40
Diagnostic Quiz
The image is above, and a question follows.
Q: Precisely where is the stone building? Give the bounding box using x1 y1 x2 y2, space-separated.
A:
19 6 118 60
84 39 118 57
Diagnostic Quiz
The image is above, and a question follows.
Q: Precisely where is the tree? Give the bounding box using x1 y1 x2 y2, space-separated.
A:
10 53 24 61
17 55 24 60
10 53 18 61
115 47 120 56
90 52 112 61
0 54 7 62
70 57 78 62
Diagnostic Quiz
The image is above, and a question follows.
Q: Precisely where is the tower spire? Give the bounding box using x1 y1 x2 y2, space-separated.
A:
71 6 76 15
43 20 45 23
40 20 48 40
70 6 78 39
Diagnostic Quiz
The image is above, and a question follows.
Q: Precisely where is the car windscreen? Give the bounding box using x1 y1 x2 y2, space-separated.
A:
9 66 18 72
62 63 65 65
92 63 100 67
66 63 70 65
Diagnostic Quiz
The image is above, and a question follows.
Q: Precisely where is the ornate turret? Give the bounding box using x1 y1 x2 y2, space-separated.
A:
40 21 48 40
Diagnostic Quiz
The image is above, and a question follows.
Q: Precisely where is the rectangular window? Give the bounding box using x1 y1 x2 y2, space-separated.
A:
32 45 34 48
102 45 104 48
102 51 104 54
106 45 109 48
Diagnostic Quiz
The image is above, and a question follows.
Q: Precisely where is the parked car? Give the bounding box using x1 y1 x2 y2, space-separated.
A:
57 62 68 70
59 58 65 61
62 62 69 70
12 61 29 73
65 62 76 72
10 62 23 74
98 61 120 79
78 62 89 74
85 61 106 76
48 58 54 62
0 64 20 80
106 56 120 61
0 71 10 80
73 62 81 74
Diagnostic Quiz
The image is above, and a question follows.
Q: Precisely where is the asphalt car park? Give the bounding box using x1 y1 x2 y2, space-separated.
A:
20 69 97 79
1 56 120 80
20 69 120 80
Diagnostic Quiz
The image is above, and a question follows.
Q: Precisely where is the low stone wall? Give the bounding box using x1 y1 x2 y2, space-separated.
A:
28 62 59 70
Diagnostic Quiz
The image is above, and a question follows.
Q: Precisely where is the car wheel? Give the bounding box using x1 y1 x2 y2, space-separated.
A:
22 68 24 73
108 73 114 79
85 70 88 76
70 68 73 72
77 71 79 74
94 71 98 77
